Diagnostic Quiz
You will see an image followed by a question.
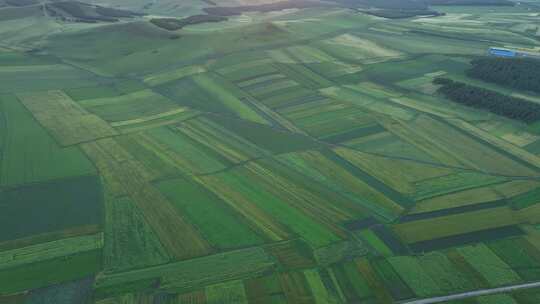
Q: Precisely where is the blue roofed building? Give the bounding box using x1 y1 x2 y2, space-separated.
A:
489 47 516 57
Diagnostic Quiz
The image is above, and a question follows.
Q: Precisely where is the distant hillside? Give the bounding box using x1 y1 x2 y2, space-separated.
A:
334 0 429 10
426 0 515 5
203 0 333 16
338 0 441 19
1 0 39 7
204 0 440 19
45 1 143 23
150 15 228 31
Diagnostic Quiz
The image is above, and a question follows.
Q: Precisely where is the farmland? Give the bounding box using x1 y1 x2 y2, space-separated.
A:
1 0 540 303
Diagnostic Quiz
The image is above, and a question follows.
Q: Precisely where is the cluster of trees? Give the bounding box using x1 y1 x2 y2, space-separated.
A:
467 57 540 94
434 78 540 123
150 15 227 31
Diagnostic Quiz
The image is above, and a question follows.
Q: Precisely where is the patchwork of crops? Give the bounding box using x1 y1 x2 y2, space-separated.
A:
1 2 540 304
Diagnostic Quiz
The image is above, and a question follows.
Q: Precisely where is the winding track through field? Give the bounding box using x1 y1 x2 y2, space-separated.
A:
400 281 540 304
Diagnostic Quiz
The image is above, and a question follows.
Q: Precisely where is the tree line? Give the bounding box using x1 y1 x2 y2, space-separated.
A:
467 57 540 94
433 78 540 123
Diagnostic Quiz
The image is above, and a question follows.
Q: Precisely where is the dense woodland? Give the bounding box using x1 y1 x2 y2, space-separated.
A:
434 78 540 123
467 57 540 94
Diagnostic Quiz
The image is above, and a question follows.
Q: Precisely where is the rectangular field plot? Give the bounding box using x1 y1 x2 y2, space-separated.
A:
244 272 287 304
320 124 385 144
259 86 322 109
412 171 508 202
156 177 264 251
370 258 415 301
391 204 538 249
334 261 376 302
488 238 540 281
396 73 445 95
0 233 103 271
279 45 337 64
318 34 404 63
64 79 146 101
177 116 267 163
143 65 206 87
342 131 438 163
279 271 317 303
206 280 248 304
217 59 276 83
414 252 476 294
236 73 288 89
197 162 343 248
16 90 118 146
510 187 540 210
210 115 321 154
385 115 538 177
0 63 101 94
111 107 200 134
475 120 540 148
94 247 275 295
278 98 377 139
245 79 301 100
81 138 212 261
276 150 406 221
157 73 268 125
0 175 103 243
0 249 102 295
142 126 230 175
78 89 180 123
457 244 522 287
333 147 454 198
410 180 540 215
273 63 333 90
364 54 470 83
320 85 416 121
447 118 540 174
116 124 235 179
265 239 316 270
0 94 96 187
387 256 442 297
387 93 491 122
307 61 363 80
103 195 170 273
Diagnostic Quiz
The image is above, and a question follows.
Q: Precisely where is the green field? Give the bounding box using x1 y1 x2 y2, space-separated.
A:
1 0 540 302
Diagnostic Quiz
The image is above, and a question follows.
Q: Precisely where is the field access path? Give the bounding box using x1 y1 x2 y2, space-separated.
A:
401 281 540 304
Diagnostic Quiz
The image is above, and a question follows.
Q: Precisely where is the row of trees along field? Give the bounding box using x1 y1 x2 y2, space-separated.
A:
467 57 540 94
434 78 540 123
